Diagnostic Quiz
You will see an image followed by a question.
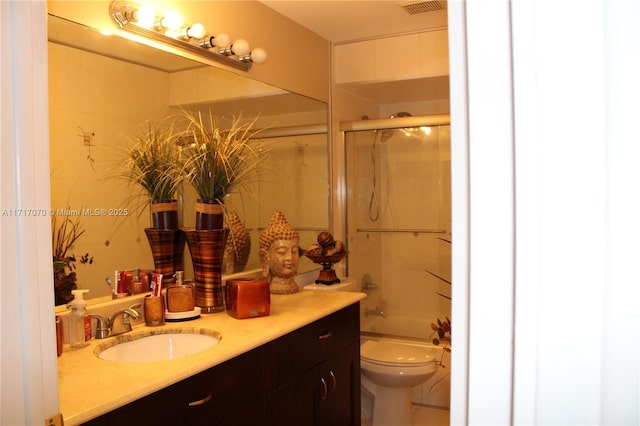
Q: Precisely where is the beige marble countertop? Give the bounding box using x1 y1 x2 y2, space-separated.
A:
58 290 365 425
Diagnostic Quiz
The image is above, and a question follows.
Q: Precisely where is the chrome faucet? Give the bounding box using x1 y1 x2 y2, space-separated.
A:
110 304 142 336
90 314 110 339
364 307 388 318
90 303 142 339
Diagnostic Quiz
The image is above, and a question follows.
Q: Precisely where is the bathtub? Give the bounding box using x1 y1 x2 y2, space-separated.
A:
360 332 451 410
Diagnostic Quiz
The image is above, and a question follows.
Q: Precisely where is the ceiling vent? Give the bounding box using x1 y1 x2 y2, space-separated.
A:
400 0 447 15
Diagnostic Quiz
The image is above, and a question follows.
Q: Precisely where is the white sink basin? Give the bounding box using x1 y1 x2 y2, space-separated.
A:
96 328 221 362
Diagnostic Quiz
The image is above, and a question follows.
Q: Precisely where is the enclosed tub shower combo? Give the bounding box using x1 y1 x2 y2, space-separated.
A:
343 114 451 425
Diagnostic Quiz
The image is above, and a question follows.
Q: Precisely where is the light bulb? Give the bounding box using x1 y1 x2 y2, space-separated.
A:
420 126 432 135
160 11 183 30
231 39 250 56
186 23 206 39
216 33 231 48
134 6 155 28
250 47 267 64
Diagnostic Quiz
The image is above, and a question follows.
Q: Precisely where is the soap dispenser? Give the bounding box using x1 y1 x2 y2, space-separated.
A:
69 289 91 348
166 271 195 312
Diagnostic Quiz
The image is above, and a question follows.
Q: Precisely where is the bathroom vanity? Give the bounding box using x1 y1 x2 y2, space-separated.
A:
57 290 365 425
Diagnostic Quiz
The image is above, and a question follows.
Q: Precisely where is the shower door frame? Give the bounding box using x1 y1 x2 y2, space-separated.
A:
340 114 451 340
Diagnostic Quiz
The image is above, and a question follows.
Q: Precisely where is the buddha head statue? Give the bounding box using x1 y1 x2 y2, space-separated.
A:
259 210 300 294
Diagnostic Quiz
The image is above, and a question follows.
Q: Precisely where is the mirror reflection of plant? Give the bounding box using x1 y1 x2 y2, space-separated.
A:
52 214 93 306
181 111 264 203
125 120 185 206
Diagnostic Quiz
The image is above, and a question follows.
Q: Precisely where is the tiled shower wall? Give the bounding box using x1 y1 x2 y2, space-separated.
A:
346 124 451 409
346 124 451 340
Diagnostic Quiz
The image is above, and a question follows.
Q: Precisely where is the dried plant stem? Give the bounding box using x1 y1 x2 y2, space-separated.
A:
125 121 185 203
52 214 85 262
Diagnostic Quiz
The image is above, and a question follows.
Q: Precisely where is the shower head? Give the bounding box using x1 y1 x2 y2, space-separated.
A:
388 112 412 118
379 129 394 142
377 112 413 142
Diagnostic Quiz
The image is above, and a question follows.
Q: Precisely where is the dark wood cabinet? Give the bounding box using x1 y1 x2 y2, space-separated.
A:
270 303 361 426
179 342 273 425
322 342 361 425
81 303 360 426
271 341 360 426
81 383 181 426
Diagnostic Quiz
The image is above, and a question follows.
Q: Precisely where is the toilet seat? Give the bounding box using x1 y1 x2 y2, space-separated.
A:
361 340 434 367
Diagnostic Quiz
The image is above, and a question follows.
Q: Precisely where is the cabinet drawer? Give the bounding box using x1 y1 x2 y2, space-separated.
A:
276 303 359 385
81 383 181 426
180 345 267 424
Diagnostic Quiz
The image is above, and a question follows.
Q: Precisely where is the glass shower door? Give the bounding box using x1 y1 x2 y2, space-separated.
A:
345 123 451 339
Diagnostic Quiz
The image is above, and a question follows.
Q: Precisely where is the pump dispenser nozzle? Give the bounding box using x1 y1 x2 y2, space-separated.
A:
69 289 90 308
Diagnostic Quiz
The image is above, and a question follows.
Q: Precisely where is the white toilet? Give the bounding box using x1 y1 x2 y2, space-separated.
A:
304 277 437 425
360 340 437 426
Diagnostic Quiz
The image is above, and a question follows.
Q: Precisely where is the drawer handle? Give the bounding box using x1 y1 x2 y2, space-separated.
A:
320 377 328 400
328 370 337 393
188 393 212 407
318 332 333 340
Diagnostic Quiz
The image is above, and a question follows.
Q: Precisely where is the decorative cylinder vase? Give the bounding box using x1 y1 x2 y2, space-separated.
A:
195 199 224 230
184 228 229 313
144 228 186 281
151 200 179 230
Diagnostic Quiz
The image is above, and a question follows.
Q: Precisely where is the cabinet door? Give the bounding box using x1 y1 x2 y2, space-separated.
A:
273 342 361 426
276 303 360 386
321 342 361 426
219 397 266 426
274 365 321 426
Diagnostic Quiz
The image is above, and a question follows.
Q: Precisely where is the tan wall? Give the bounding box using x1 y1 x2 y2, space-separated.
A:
49 42 168 299
47 1 330 102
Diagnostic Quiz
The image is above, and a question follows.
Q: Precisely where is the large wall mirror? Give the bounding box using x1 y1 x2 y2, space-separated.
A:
48 14 329 306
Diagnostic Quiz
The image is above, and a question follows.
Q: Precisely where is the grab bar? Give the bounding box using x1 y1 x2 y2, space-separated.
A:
357 228 446 234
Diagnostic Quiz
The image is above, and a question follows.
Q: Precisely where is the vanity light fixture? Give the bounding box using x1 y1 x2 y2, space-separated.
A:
154 10 183 31
177 23 207 41
109 0 267 71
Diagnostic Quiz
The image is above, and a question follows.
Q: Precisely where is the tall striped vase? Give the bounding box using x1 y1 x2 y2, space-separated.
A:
183 228 229 313
144 228 185 284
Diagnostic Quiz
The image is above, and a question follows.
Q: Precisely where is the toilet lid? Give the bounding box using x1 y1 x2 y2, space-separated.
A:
361 340 434 366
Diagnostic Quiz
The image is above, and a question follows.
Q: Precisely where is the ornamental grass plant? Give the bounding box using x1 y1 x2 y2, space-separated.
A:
180 110 264 203
125 120 185 204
